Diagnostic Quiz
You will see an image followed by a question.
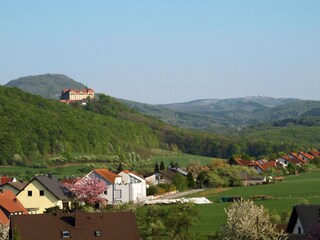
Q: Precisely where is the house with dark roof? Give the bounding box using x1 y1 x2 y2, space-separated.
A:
10 210 140 240
287 204 320 239
1 181 27 195
16 174 70 214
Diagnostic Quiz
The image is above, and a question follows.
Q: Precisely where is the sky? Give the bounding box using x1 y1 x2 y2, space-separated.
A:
0 1 319 104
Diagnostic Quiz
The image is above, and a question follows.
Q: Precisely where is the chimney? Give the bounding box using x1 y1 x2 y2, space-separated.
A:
48 173 52 179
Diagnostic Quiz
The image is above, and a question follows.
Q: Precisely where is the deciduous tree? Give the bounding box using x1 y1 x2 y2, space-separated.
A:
214 200 287 240
63 178 107 206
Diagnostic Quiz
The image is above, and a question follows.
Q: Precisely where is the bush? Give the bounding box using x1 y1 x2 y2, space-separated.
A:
147 185 158 196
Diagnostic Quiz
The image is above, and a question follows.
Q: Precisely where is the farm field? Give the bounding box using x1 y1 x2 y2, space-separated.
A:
190 170 320 234
149 154 218 168
0 153 215 179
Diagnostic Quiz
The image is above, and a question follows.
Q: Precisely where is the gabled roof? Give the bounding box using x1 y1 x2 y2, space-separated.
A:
10 210 140 240
18 175 68 200
0 176 14 185
0 209 9 225
93 169 120 183
287 205 320 234
289 153 307 164
120 170 146 183
279 155 301 165
298 151 314 160
0 190 28 225
258 161 277 171
310 150 320 158
3 181 27 191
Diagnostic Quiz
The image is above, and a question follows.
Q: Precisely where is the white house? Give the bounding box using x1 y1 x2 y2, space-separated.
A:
118 170 147 203
86 169 147 204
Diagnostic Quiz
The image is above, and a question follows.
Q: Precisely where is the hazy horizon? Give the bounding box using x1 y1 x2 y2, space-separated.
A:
1 1 319 104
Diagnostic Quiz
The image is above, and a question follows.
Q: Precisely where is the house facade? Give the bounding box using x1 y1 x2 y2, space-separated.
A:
286 204 320 239
86 169 147 204
16 175 70 214
59 87 94 104
1 182 27 196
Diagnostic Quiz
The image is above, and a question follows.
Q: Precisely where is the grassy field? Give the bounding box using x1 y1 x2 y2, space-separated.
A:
0 153 215 180
190 170 320 235
149 154 218 168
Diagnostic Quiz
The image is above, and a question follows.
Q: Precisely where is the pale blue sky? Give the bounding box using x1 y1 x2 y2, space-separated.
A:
0 1 319 104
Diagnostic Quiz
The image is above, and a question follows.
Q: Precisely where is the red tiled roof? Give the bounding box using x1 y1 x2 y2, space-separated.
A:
1 176 14 185
299 151 314 160
282 155 301 165
0 190 28 216
234 159 254 166
94 169 120 183
310 151 320 158
259 161 277 171
289 153 307 164
0 209 9 225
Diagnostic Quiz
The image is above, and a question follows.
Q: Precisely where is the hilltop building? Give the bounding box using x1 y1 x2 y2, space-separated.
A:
59 87 94 104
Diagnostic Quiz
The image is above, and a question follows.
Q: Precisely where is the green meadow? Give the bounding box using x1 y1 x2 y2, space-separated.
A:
190 170 320 234
149 154 217 168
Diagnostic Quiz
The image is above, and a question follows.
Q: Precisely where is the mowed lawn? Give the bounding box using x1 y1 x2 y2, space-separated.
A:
190 170 320 234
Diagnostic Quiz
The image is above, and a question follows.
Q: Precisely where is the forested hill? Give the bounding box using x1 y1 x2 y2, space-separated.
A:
0 86 160 165
5 74 86 99
0 85 236 166
2 85 320 167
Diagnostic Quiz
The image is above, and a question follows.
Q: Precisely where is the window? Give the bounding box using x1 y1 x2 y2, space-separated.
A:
61 231 71 238
114 189 122 199
27 190 32 197
95 230 102 237
103 190 107 195
39 190 44 196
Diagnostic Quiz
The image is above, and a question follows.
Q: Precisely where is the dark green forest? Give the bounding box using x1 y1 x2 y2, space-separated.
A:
1 85 320 167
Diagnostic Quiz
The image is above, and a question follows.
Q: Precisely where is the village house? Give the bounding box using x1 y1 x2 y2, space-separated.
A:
10 210 140 240
1 181 27 196
86 169 147 204
144 167 188 186
0 190 28 240
286 204 320 239
0 176 16 186
297 151 314 162
16 174 70 214
276 155 301 168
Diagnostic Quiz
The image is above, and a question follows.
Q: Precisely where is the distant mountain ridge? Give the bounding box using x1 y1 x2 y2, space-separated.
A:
5 74 86 99
6 74 320 134
120 96 320 133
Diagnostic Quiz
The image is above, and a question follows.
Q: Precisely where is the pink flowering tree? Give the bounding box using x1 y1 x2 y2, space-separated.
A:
64 177 108 206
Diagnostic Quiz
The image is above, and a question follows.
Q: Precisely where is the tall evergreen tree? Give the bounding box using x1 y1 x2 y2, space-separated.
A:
154 161 159 172
160 161 165 170
117 162 123 172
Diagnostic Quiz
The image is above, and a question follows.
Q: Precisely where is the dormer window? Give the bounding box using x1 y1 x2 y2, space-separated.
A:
61 231 71 238
95 230 102 237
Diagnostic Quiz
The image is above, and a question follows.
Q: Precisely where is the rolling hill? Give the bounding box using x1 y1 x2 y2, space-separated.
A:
5 74 86 99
